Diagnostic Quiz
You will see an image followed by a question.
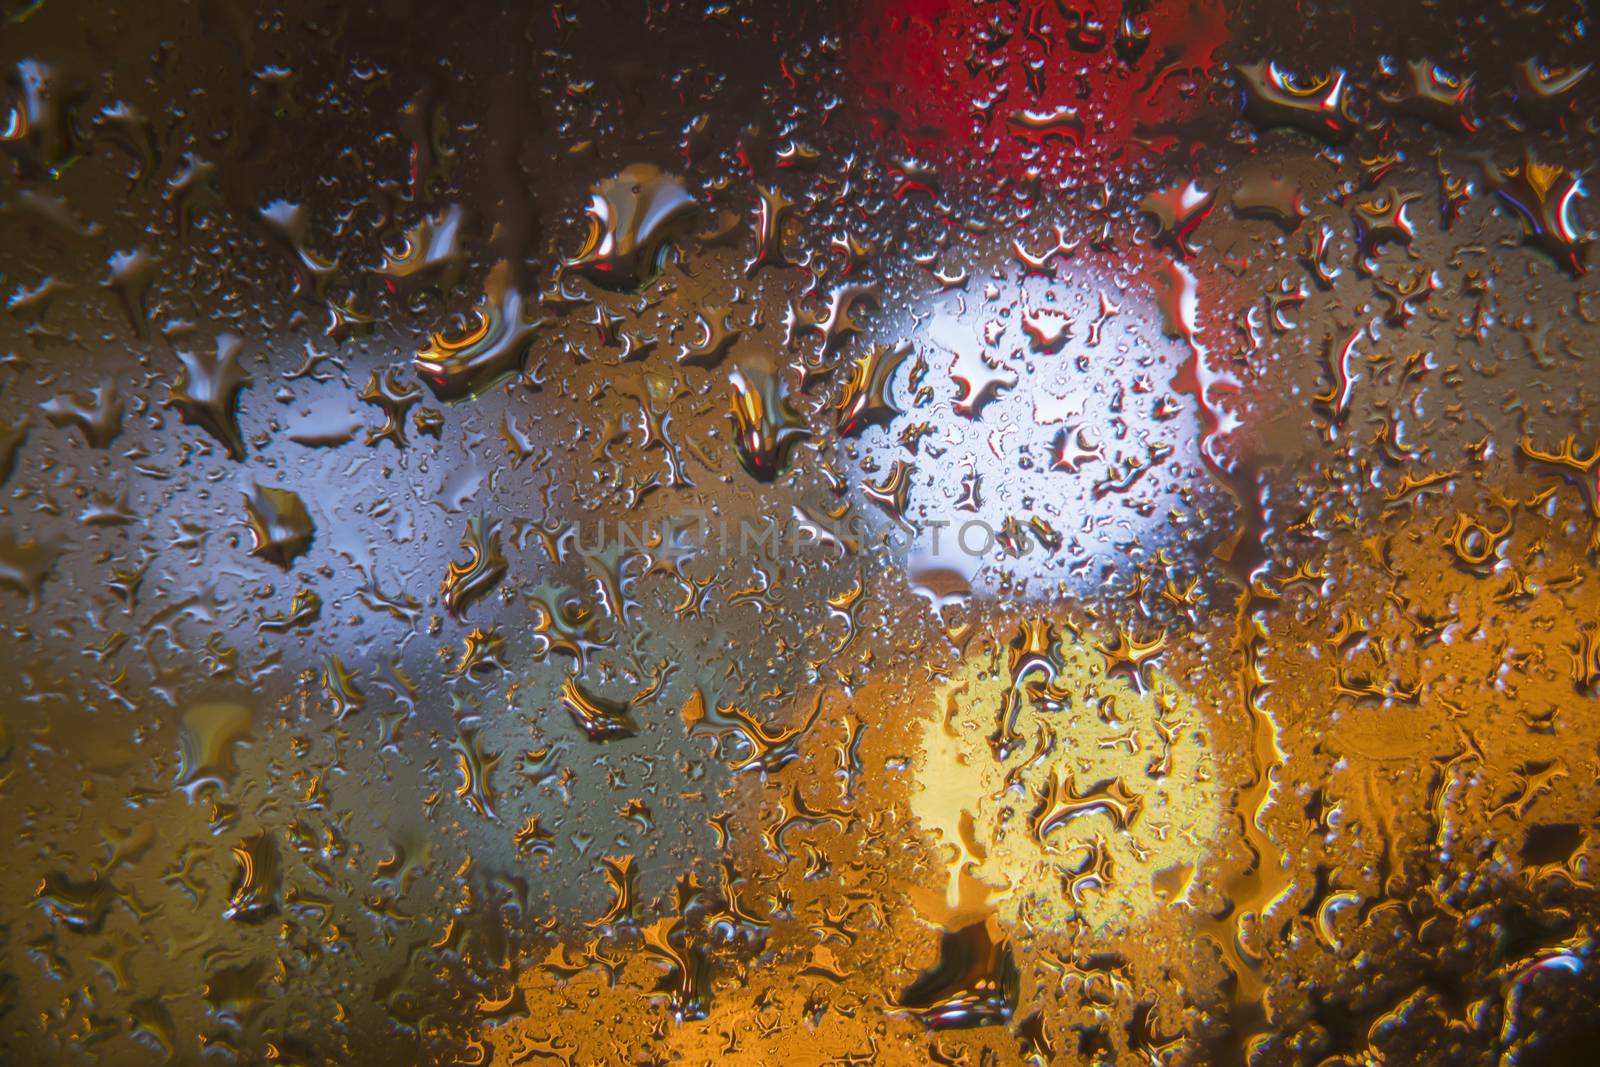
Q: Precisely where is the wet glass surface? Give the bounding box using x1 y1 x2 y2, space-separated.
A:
3 0 1600 1063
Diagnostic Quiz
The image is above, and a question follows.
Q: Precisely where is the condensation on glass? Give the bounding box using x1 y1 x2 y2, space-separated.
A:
2 0 1599 1064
